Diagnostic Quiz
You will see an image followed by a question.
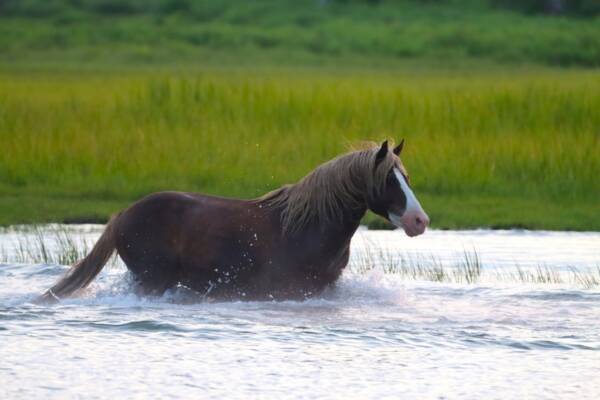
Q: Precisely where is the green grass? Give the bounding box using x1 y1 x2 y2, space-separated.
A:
0 66 598 229
0 0 599 67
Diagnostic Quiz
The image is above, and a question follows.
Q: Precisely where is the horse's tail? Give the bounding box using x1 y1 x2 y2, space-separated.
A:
37 213 121 303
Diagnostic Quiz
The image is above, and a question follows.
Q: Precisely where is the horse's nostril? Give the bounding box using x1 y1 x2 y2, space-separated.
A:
416 217 423 226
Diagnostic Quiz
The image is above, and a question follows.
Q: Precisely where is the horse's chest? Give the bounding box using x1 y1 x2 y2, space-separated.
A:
272 242 350 283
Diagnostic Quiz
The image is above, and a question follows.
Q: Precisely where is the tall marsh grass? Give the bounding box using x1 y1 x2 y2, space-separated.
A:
2 225 597 289
0 68 599 228
351 243 600 289
0 226 93 266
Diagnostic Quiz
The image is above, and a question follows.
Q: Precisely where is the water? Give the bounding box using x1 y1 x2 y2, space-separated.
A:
1 225 599 399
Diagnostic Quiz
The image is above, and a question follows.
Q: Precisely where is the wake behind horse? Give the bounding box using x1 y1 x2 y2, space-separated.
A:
40 140 429 302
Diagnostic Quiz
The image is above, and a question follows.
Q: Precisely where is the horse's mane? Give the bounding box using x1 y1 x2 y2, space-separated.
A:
258 143 396 234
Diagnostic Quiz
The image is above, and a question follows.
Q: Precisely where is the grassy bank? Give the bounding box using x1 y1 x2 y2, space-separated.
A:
0 66 598 230
0 0 599 67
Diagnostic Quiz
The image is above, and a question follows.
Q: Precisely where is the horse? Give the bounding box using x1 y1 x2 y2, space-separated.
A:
39 140 429 302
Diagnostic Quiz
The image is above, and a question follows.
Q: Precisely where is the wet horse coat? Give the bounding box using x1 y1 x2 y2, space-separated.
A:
115 190 357 299
40 141 429 302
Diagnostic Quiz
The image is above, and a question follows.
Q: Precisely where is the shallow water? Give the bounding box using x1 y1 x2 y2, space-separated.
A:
1 226 599 399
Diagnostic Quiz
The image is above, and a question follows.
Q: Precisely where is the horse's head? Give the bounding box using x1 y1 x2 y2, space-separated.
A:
367 140 429 237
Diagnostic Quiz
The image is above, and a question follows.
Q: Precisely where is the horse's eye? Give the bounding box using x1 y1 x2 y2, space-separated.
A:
386 170 395 183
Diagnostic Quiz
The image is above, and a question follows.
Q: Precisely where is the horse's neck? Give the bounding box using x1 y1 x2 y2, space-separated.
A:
263 182 367 244
302 204 366 248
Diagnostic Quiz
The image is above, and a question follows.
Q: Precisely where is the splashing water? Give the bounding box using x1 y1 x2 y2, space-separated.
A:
0 225 599 399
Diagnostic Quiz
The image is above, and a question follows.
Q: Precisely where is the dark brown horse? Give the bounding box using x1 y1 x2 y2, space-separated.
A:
39 140 429 302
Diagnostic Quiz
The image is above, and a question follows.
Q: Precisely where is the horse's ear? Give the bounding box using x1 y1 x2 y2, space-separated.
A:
375 140 389 166
393 139 405 156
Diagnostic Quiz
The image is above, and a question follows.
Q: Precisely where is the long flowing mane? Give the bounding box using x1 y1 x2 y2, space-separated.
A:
259 144 396 234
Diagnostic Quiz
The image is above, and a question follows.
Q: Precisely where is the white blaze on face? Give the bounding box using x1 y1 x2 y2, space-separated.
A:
389 168 429 236
394 168 423 215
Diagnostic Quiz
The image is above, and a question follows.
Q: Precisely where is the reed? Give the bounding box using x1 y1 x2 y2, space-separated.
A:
1 226 598 288
0 226 93 266
351 241 600 288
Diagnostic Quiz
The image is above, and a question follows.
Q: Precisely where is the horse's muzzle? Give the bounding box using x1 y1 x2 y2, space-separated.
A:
390 210 429 237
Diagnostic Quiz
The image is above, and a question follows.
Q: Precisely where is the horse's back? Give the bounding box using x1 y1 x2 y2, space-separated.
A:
117 191 251 234
114 191 273 294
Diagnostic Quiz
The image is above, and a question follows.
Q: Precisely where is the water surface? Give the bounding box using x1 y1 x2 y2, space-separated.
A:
1 226 599 399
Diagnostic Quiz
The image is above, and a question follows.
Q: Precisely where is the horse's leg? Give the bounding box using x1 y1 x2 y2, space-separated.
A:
125 253 180 296
116 232 181 296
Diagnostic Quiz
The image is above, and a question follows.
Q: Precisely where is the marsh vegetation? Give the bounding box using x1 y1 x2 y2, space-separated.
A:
0 0 598 229
1 225 598 288
1 69 598 229
1 0 599 66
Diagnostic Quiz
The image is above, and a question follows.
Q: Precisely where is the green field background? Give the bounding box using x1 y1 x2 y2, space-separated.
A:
0 0 599 230
2 67 598 229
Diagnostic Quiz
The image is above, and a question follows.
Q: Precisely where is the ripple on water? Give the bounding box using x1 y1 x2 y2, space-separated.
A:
1 227 600 399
